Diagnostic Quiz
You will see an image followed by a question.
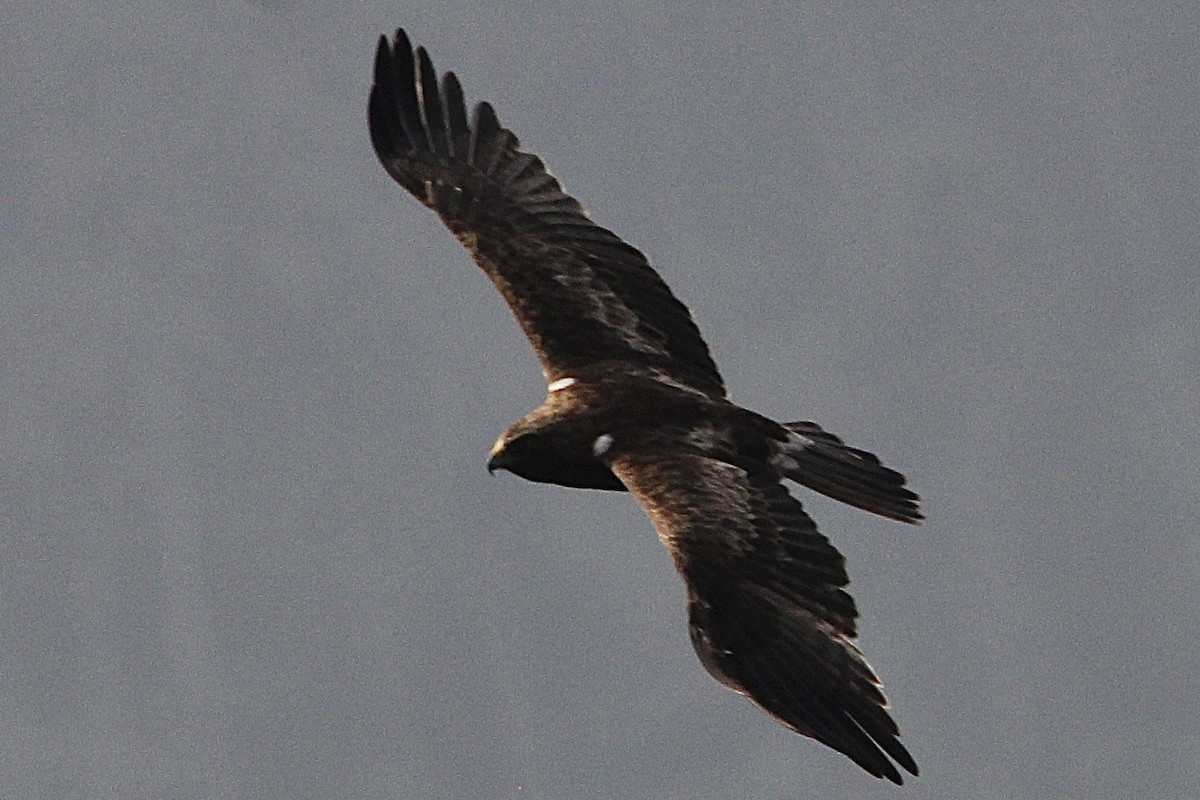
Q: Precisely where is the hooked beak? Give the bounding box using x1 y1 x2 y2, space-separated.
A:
487 441 508 475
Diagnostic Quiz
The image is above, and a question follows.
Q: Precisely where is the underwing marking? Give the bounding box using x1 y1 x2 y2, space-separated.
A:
592 433 614 457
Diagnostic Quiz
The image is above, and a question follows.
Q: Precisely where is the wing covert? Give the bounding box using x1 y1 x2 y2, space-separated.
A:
369 29 725 397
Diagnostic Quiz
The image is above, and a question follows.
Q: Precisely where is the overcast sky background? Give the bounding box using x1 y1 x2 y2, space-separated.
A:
4 2 1198 799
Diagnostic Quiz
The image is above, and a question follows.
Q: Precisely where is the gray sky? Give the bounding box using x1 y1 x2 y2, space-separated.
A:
4 2 1198 798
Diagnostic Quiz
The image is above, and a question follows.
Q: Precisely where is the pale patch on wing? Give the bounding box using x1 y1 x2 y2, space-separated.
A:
592 433 614 457
783 428 817 451
682 422 723 451
769 430 817 473
637 366 715 398
592 431 614 455
769 447 802 473
547 376 576 392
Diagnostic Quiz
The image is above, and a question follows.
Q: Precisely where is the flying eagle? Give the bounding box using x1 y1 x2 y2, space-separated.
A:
369 28 923 784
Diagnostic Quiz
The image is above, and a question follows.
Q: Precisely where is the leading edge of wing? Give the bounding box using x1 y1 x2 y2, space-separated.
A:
605 442 918 784
368 29 726 397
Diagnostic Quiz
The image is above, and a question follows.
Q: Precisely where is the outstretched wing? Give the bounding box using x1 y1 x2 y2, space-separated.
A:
604 433 918 785
369 29 725 397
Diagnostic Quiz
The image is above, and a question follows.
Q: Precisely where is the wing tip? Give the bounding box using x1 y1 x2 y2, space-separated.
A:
371 32 393 90
392 27 413 55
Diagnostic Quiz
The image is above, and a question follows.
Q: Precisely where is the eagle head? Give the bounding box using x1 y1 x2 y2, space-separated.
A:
486 420 626 492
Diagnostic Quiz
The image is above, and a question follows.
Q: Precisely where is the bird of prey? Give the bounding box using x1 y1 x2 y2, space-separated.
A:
369 28 923 784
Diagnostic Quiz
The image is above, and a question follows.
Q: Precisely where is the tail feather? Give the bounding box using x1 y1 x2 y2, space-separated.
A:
775 422 923 524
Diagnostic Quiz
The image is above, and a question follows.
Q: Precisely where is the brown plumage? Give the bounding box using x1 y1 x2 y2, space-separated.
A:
370 28 923 784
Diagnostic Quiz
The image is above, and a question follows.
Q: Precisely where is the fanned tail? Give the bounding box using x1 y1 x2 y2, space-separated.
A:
774 421 923 524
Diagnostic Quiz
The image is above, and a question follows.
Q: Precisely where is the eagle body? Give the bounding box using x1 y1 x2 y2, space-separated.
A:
370 28 924 785
488 366 771 492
